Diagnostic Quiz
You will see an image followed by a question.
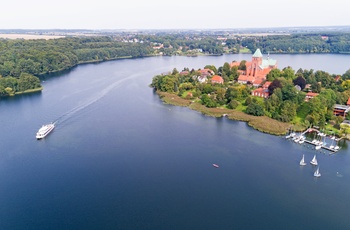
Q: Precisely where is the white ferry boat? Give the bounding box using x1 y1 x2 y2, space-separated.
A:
36 123 55 139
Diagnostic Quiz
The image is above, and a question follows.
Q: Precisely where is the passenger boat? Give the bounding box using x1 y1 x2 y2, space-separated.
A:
36 123 55 139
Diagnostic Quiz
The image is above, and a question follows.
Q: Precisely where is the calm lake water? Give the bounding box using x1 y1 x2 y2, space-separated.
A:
1 54 350 229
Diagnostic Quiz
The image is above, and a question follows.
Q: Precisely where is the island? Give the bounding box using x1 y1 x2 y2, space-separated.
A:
151 49 350 138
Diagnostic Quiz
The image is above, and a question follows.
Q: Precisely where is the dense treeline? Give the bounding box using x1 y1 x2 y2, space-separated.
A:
135 34 225 55
134 32 350 55
0 36 154 96
151 64 350 136
0 36 153 78
241 33 350 54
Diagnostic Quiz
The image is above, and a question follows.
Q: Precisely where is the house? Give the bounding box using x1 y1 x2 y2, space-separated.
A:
197 75 208 83
262 81 271 89
199 68 215 77
197 68 215 83
153 44 164 49
251 81 272 98
211 75 224 84
334 104 350 116
305 92 319 102
341 120 350 126
347 97 350 106
234 49 277 85
251 87 269 98
335 75 341 82
252 78 264 87
179 71 189 76
304 84 312 91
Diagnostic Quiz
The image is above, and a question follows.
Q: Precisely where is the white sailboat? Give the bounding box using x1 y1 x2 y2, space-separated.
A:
314 167 321 177
315 133 323 149
300 154 307 166
329 135 335 149
310 154 318 166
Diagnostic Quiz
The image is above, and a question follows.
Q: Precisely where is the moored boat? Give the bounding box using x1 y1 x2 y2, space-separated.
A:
36 123 55 139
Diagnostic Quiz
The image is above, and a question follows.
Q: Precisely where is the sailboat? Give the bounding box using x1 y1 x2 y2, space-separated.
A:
329 134 335 149
314 167 321 177
310 155 318 166
299 154 307 166
315 133 322 150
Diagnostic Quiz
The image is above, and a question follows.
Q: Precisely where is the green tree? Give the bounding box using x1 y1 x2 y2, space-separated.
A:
266 68 281 81
293 76 306 89
227 100 239 109
279 100 297 122
201 94 217 108
238 60 246 71
281 67 295 80
246 103 264 116
160 76 177 92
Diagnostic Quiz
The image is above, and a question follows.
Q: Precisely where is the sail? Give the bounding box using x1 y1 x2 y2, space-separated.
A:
310 155 318 165
314 167 321 177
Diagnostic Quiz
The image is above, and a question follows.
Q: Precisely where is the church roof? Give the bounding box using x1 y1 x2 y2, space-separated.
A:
261 59 277 68
252 48 263 58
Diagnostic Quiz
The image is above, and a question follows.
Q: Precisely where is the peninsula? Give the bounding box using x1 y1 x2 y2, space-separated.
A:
151 49 350 138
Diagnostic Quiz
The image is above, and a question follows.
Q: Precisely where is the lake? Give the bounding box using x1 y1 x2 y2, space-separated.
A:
1 54 350 229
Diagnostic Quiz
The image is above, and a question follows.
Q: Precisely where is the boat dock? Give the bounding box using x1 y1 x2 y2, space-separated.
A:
302 139 338 152
286 128 340 153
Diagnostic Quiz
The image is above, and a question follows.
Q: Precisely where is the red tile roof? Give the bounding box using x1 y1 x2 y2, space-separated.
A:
211 75 224 84
347 97 350 105
262 81 272 89
306 92 319 97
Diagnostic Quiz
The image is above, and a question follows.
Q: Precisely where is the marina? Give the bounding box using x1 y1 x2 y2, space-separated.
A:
286 128 341 153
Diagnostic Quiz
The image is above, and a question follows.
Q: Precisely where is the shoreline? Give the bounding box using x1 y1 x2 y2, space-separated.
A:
156 91 291 136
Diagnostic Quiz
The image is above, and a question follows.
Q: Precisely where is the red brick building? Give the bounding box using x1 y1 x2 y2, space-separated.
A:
233 49 277 86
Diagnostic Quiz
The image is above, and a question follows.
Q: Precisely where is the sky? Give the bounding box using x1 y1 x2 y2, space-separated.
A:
2 0 350 30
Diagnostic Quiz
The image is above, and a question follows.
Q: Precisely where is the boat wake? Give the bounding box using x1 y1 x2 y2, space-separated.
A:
52 73 141 126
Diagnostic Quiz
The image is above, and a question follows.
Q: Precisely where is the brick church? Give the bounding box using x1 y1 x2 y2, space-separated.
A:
231 48 277 87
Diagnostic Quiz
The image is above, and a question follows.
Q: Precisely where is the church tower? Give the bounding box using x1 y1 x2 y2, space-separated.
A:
248 48 263 77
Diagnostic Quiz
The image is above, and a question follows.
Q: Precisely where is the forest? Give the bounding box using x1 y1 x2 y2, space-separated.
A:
1 32 350 97
151 62 350 136
0 36 153 96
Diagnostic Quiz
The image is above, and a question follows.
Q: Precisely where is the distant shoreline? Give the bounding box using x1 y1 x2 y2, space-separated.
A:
0 33 65 40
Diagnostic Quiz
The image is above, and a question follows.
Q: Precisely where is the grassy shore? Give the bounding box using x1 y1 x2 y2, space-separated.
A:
157 91 291 136
14 87 43 95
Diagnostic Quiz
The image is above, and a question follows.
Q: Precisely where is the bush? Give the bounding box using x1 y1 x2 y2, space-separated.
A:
245 97 252 106
228 100 239 109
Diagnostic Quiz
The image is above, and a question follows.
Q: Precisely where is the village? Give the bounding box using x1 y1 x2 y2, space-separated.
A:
152 48 350 138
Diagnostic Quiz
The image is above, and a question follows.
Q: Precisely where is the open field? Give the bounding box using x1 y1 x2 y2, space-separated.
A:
0 34 65 40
